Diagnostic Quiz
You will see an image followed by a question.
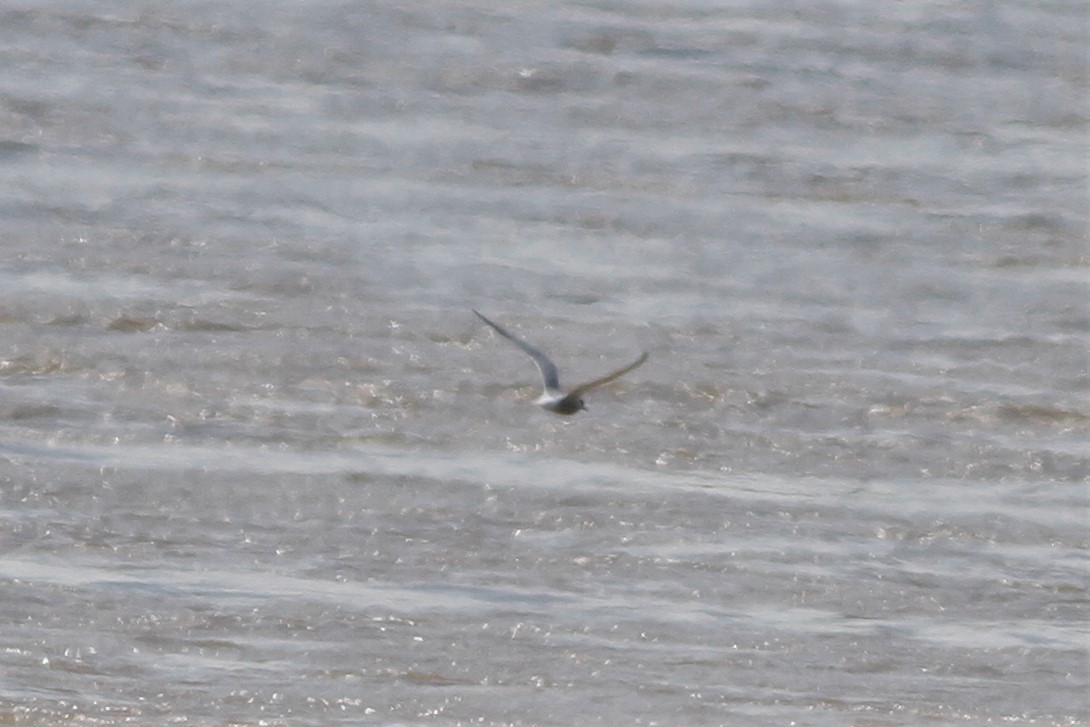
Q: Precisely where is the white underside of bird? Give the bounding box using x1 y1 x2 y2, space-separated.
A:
473 309 648 415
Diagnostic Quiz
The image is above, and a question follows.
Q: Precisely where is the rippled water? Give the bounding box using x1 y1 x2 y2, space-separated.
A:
1 1 1087 724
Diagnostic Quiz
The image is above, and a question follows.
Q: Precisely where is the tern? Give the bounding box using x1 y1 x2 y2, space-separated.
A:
473 309 648 415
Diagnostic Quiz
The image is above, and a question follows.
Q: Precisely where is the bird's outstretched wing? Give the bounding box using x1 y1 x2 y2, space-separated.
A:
473 309 561 392
568 351 649 397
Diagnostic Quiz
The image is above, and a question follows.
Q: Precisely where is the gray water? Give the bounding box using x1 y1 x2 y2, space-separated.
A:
1 1 1087 724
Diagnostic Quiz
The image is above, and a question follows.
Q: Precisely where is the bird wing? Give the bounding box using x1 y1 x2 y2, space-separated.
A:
473 310 561 392
568 351 649 397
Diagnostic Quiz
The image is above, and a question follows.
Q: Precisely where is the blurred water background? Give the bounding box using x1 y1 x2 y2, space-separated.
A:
0 1 1087 724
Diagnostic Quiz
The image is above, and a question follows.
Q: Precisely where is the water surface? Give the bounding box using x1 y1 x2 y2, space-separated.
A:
1 1 1087 724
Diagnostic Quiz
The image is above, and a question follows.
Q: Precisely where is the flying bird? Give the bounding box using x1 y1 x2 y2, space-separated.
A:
473 309 648 415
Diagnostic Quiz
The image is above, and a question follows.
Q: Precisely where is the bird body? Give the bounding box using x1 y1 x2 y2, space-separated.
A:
473 310 648 415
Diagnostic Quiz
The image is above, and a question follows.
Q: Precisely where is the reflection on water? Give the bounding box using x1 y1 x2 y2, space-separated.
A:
0 0 1086 723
